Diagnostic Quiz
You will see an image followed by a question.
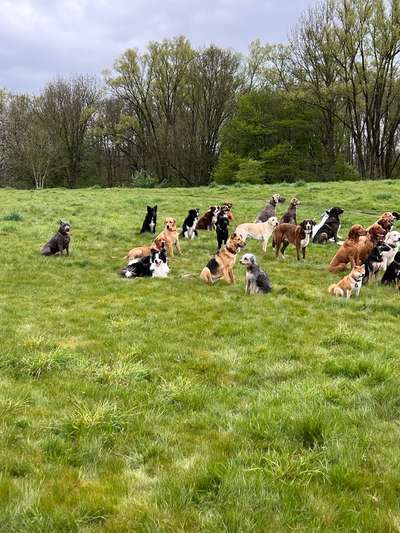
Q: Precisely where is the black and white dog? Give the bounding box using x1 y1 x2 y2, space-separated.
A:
363 242 391 284
120 248 169 278
140 205 157 234
41 220 71 256
181 208 200 239
381 252 400 286
312 207 344 244
240 253 272 294
216 212 229 250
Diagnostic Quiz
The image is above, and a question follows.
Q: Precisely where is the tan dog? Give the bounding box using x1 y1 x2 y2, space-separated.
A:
125 236 166 264
328 224 368 272
235 216 279 252
200 233 245 284
156 217 181 257
328 264 365 298
355 223 386 264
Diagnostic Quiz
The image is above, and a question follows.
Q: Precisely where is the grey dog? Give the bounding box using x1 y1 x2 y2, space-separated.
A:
240 253 272 294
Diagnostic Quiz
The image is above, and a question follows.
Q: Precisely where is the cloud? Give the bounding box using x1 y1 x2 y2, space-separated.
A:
0 0 310 94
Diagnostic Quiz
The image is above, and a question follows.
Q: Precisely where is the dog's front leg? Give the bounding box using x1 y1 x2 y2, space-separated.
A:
302 246 306 260
175 238 182 255
346 289 352 299
262 236 268 252
168 242 174 258
296 245 301 261
223 268 232 283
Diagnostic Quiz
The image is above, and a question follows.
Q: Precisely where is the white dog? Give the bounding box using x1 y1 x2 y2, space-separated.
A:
235 216 279 252
380 231 400 273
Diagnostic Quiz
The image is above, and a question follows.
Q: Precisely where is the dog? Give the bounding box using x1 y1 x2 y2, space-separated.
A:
181 208 200 239
256 193 286 222
355 223 387 264
41 220 71 256
125 237 166 264
240 253 272 294
363 242 391 283
200 233 245 284
197 206 220 230
273 219 315 260
381 252 400 287
155 217 181 257
328 225 368 272
216 212 230 250
140 205 157 234
219 202 234 221
379 231 400 272
236 216 279 252
313 207 344 244
280 198 300 224
368 212 396 235
120 248 169 279
328 264 365 299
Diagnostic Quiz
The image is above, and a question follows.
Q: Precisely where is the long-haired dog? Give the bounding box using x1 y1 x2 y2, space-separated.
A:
216 212 230 250
355 223 387 264
369 212 396 234
200 233 245 284
328 264 365 299
140 205 157 234
256 193 286 222
181 208 200 239
41 220 71 256
280 198 300 224
312 207 344 244
240 253 272 294
197 206 220 230
379 231 400 272
120 248 169 279
381 251 400 287
125 237 166 264
328 224 368 272
235 217 279 252
273 219 315 260
155 217 181 257
363 242 391 284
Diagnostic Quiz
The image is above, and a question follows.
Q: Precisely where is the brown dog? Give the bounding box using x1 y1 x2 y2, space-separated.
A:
125 236 166 264
200 233 245 283
328 224 367 272
156 217 181 257
368 212 396 234
273 219 315 260
197 206 219 230
328 264 365 299
355 223 386 264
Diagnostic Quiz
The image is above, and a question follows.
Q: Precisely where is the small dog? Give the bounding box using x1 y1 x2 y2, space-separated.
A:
328 224 368 272
120 248 169 279
381 252 400 287
181 208 200 239
328 264 365 299
273 219 315 260
140 205 157 234
125 237 166 264
41 220 71 256
155 217 181 257
363 242 391 284
312 207 344 244
200 233 245 284
197 206 220 230
240 253 272 294
216 212 230 250
235 216 279 252
280 198 300 224
256 193 286 222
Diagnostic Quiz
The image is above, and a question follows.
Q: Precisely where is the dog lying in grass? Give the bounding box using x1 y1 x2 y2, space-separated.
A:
240 253 272 294
156 217 182 257
120 248 169 278
125 237 166 264
200 233 245 284
328 224 368 272
273 219 315 260
235 216 279 252
328 264 365 299
41 220 71 256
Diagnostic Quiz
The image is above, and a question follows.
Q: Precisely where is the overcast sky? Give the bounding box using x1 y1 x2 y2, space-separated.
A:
1 0 312 94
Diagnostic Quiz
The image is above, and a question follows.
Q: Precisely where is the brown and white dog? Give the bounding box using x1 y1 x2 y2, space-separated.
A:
273 219 315 260
125 237 166 264
328 264 365 299
197 206 220 230
200 233 245 284
155 217 182 257
235 216 279 252
255 193 286 222
328 224 368 272
220 202 234 221
280 198 300 224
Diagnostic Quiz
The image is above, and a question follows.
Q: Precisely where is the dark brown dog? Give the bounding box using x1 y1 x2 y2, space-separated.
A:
328 224 368 272
355 223 387 264
280 198 300 224
197 206 219 230
274 219 315 261
200 233 245 283
368 212 396 235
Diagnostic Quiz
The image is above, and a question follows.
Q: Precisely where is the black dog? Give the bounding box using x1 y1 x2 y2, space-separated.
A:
381 251 400 286
140 205 157 234
216 212 229 250
41 220 71 256
363 242 391 284
313 207 344 244
120 248 169 278
181 208 200 239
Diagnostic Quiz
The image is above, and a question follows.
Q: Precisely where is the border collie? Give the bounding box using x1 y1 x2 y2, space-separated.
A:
120 248 169 278
140 205 157 234
181 208 200 239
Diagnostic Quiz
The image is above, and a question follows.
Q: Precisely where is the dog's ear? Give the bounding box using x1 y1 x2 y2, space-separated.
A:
147 206 152 211
154 205 157 212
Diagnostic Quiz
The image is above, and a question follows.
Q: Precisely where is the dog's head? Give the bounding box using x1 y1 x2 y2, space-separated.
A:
392 211 400 220
240 253 256 267
377 242 392 254
59 220 71 234
328 207 344 217
300 219 315 233
153 236 166 250
290 197 301 207
377 212 395 232
351 264 365 278
270 193 285 206
368 223 386 242
348 224 367 240
268 216 279 229
164 217 177 232
147 205 157 217
385 231 400 246
150 248 167 267
227 232 246 252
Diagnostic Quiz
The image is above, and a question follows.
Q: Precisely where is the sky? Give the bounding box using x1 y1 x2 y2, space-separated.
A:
0 0 312 94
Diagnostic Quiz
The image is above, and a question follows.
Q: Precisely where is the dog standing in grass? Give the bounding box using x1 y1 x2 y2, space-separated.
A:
235 216 279 252
240 253 272 294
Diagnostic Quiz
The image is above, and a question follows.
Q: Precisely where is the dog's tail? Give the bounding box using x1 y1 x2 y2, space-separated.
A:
328 284 336 294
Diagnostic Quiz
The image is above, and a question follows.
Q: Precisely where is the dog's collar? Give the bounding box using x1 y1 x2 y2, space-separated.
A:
225 245 237 254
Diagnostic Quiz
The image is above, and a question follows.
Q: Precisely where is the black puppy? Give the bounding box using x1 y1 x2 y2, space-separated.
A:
381 251 400 286
363 242 391 284
181 208 200 239
313 207 344 244
140 205 157 234
41 220 71 256
215 212 229 250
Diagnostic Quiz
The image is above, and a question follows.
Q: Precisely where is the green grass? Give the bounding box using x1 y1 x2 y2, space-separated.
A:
0 181 399 531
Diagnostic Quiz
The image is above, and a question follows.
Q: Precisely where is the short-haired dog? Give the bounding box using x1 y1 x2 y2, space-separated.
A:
41 220 71 256
140 205 157 234
273 219 315 260
235 216 279 252
280 198 300 224
328 264 365 298
155 217 182 257
256 193 286 222
200 233 245 284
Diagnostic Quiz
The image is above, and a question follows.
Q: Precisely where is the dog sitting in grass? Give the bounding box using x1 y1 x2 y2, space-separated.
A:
155 217 181 257
200 233 245 284
328 264 365 298
140 205 157 234
41 220 71 256
240 253 272 294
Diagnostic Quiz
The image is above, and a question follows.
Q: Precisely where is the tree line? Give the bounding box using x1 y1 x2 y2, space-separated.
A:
1 0 400 189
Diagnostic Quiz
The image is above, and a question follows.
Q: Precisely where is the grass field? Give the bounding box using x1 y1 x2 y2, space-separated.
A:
1 180 400 532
